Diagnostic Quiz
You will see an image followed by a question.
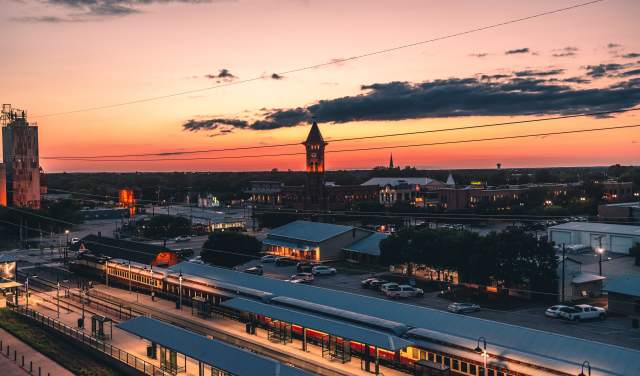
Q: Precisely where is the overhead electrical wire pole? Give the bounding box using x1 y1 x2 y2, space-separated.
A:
30 0 603 119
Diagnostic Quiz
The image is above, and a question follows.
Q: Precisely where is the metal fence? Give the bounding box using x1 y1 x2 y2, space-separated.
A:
9 305 170 376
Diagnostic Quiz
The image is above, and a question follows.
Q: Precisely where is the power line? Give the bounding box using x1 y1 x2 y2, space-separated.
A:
31 0 603 119
46 123 640 162
42 107 640 160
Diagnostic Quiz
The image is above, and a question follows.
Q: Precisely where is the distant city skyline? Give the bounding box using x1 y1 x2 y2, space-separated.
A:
2 0 639 172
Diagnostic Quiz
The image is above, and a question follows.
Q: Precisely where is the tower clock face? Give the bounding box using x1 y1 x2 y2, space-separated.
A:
311 152 317 158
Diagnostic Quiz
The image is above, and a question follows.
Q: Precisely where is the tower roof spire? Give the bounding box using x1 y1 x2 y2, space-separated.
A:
304 120 326 145
389 153 394 169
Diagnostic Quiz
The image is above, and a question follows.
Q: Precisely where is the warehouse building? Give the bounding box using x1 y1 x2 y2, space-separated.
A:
604 275 640 317
547 222 640 254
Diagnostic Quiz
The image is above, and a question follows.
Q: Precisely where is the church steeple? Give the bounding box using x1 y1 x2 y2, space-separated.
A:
304 121 325 145
389 153 394 169
303 121 327 209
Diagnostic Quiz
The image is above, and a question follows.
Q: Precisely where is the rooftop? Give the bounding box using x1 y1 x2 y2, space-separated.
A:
267 220 355 243
361 177 441 187
604 275 640 297
343 232 388 256
118 316 310 376
548 222 640 236
80 234 173 265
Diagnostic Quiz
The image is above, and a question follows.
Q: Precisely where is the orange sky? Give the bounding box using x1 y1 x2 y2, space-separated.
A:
1 0 639 172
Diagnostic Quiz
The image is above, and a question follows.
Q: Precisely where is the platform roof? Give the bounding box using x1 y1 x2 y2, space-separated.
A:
118 316 310 376
548 222 640 237
169 262 640 376
605 275 640 297
266 220 354 243
222 298 412 351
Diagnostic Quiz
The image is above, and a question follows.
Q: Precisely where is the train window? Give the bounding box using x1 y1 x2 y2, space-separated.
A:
479 366 485 376
428 353 434 362
419 350 426 360
469 364 477 375
497 372 505 376
461 362 468 373
436 354 442 363
412 348 419 359
444 357 450 367
488 370 495 376
452 359 459 370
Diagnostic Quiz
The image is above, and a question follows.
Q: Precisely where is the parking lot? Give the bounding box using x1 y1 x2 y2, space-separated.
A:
240 258 640 350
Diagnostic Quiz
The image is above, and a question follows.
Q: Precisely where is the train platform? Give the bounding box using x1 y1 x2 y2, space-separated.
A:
22 286 409 376
0 327 74 376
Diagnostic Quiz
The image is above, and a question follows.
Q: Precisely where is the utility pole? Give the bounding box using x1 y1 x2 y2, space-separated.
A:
561 244 566 303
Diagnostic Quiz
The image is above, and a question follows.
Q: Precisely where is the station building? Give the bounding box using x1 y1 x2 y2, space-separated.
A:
548 222 640 254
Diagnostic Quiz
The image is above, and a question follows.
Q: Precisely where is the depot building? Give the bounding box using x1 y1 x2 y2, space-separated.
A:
547 222 640 254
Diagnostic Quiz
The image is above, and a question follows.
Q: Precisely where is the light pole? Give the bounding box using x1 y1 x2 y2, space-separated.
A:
178 272 183 310
578 361 591 376
597 247 604 276
128 260 132 293
64 229 70 263
474 336 488 371
105 259 109 287
56 276 60 318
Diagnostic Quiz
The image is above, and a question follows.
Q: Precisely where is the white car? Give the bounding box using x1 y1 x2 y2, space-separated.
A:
260 255 277 263
385 285 424 299
70 237 80 245
559 304 606 321
311 265 337 275
447 302 481 314
288 273 314 283
380 282 399 294
188 256 204 264
545 305 569 318
174 235 191 242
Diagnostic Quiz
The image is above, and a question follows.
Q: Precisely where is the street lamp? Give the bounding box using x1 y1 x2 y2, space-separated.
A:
578 361 591 376
64 229 70 264
178 272 183 310
474 336 488 371
597 247 604 276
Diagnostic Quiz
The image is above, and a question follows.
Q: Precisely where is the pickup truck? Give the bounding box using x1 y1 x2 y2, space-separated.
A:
558 304 606 321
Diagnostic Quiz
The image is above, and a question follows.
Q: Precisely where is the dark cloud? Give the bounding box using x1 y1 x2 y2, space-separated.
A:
552 46 578 58
514 69 565 77
585 63 631 78
622 53 640 59
505 48 530 55
618 69 640 77
562 77 591 84
469 53 488 58
479 74 510 81
270 73 284 80
184 74 640 132
205 69 236 82
183 118 248 132
13 0 223 22
607 43 621 49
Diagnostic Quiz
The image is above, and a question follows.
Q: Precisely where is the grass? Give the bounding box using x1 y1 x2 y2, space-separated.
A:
0 309 118 376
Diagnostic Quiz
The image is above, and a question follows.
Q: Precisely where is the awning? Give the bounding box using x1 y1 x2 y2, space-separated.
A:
263 238 315 251
221 297 413 351
0 281 22 289
118 316 310 376
572 273 606 284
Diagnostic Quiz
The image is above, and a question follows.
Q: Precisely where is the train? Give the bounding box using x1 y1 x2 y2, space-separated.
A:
70 253 551 376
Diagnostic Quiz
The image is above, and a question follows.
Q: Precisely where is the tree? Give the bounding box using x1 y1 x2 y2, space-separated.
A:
140 215 190 239
201 232 262 267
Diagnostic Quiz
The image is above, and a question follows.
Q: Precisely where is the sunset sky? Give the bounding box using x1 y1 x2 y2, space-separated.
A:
1 0 639 172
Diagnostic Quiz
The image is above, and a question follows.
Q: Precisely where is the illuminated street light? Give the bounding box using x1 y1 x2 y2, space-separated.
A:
578 360 591 376
474 336 488 371
178 272 183 310
597 247 604 276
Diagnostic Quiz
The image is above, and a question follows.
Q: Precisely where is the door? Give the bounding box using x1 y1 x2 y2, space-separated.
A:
611 236 633 254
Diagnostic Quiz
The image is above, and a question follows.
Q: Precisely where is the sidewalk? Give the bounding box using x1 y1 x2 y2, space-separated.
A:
0 327 74 376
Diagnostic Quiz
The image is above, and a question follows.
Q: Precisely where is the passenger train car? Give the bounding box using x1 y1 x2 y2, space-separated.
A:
70 254 640 376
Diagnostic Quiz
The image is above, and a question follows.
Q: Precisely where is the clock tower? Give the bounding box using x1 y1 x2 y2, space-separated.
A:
303 121 327 210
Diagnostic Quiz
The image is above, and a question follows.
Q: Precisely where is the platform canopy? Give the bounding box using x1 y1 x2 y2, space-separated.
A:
118 316 310 376
221 297 413 351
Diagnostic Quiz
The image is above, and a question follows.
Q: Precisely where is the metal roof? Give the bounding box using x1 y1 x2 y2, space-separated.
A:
548 222 640 237
571 272 606 284
263 237 314 250
221 298 412 351
169 261 640 376
266 220 354 243
342 232 388 256
80 235 174 265
604 275 640 297
118 316 310 376
361 177 440 187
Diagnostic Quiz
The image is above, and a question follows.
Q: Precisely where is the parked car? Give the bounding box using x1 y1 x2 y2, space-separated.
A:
260 255 277 263
176 248 194 260
361 278 377 288
385 285 424 299
311 265 337 275
296 261 315 273
275 257 296 266
289 272 314 283
174 235 191 242
188 256 204 264
369 279 390 290
70 237 80 245
380 282 399 294
244 266 263 275
447 302 481 314
545 305 569 318
559 304 606 321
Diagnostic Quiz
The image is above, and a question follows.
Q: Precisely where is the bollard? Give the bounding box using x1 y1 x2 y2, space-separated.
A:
22 355 24 367
30 360 33 372
0 339 3 351
6 344 9 356
14 349 17 361
38 366 41 376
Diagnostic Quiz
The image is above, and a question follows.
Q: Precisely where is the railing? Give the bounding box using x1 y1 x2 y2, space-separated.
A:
9 305 170 376
0 337 52 376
